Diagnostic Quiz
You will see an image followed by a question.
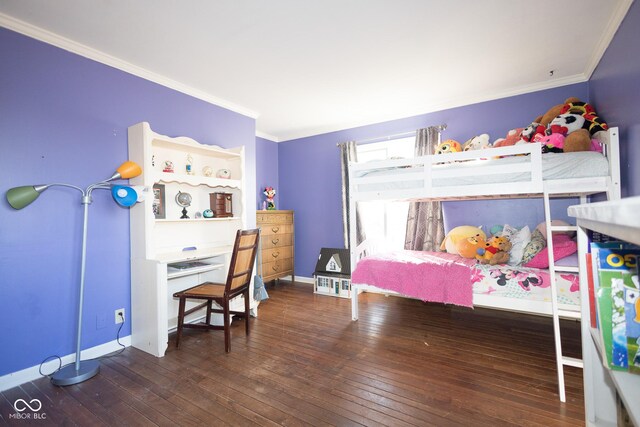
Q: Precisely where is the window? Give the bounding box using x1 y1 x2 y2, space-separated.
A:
357 136 415 250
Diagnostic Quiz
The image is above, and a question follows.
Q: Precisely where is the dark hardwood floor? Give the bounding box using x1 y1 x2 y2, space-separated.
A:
2 281 585 426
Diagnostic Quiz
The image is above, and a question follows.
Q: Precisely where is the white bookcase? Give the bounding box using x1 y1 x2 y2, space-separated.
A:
127 122 252 357
568 197 640 427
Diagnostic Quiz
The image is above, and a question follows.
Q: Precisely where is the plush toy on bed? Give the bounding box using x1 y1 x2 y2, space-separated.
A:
534 113 588 153
455 234 487 259
533 97 608 153
493 128 526 148
462 134 491 151
435 139 462 154
440 225 486 255
476 235 512 265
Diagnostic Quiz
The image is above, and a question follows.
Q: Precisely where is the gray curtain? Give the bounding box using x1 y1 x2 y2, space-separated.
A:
404 126 445 251
339 141 365 249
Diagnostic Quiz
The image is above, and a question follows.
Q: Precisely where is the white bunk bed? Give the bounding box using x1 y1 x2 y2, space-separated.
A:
348 127 621 402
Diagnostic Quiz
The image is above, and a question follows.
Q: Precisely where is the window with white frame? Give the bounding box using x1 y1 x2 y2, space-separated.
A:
357 136 415 250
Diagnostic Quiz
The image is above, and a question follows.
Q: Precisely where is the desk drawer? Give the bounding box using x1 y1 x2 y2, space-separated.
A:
262 233 292 249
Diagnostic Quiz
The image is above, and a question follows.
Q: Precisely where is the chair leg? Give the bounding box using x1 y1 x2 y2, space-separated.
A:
176 296 186 348
205 299 212 325
223 298 230 353
244 289 250 336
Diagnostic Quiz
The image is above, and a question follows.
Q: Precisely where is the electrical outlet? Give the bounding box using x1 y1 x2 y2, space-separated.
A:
115 308 125 324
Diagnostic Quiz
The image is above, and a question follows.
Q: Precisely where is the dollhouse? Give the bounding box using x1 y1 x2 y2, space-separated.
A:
313 248 351 298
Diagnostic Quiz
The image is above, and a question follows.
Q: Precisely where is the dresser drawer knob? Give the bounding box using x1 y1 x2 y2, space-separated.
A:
272 226 279 233
272 251 279 258
272 238 279 245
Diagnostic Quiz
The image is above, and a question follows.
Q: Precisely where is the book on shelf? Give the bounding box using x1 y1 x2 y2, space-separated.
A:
586 252 597 328
591 241 640 374
626 257 640 375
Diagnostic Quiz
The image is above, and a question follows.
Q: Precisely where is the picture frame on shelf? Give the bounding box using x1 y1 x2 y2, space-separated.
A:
152 183 166 219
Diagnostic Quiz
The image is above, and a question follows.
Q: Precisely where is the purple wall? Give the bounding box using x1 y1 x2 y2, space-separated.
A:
279 84 590 277
255 136 279 210
0 28 256 376
589 0 640 197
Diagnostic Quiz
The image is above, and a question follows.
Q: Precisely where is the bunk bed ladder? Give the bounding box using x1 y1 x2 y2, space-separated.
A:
543 192 586 402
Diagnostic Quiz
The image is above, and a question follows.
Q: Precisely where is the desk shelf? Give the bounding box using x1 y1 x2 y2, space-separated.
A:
167 262 225 279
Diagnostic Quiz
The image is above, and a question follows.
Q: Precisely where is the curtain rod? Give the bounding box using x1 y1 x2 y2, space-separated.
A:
336 124 447 147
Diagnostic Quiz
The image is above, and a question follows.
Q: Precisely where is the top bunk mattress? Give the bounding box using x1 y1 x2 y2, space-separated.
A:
356 151 609 192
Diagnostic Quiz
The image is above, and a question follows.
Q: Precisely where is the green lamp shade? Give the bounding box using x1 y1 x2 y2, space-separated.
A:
6 186 42 210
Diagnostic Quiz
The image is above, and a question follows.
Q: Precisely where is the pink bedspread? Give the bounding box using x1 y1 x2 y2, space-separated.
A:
351 251 476 307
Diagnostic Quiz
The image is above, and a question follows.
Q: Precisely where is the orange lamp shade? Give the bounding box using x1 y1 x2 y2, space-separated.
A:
117 161 142 179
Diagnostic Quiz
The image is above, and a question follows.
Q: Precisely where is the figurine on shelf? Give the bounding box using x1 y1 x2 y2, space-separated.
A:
186 154 194 175
263 186 276 210
216 168 231 179
202 166 213 177
163 160 174 173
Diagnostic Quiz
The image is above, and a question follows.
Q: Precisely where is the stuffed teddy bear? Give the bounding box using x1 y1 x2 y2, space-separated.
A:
435 139 462 154
476 235 512 265
456 234 487 259
493 128 525 148
532 98 609 153
462 134 491 151
440 225 486 255
534 113 591 153
535 97 582 127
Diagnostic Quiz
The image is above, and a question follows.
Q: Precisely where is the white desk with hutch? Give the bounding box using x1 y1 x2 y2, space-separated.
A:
127 122 253 357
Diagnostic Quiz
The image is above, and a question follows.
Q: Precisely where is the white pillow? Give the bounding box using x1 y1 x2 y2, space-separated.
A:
501 224 531 266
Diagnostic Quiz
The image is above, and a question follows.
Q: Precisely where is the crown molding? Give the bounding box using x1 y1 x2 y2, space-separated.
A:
278 73 589 141
0 12 260 119
255 131 280 142
584 0 634 79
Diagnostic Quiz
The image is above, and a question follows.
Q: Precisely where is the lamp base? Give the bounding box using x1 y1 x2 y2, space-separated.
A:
51 359 100 386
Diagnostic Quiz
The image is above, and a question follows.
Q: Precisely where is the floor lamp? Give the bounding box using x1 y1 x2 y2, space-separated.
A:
6 161 143 386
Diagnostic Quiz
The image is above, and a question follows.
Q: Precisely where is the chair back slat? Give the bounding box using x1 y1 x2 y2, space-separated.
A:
225 229 260 294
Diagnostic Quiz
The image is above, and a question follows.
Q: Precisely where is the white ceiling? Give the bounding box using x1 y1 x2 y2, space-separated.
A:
0 0 632 141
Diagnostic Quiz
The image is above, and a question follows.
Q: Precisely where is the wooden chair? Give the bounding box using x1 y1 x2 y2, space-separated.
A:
173 229 260 352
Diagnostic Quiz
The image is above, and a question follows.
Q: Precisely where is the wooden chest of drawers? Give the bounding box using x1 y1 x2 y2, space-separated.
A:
256 210 294 283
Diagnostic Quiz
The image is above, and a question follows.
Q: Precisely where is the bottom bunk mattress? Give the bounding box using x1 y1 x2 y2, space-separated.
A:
471 263 580 306
351 250 580 309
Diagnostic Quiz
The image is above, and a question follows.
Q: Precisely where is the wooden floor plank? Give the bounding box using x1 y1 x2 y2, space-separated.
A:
0 281 585 426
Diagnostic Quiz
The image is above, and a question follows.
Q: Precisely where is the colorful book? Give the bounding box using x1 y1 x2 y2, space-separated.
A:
586 253 597 328
592 243 640 371
625 257 640 375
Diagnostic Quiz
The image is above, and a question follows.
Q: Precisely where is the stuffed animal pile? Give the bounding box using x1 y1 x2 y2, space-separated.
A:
493 97 608 153
440 221 579 267
433 97 608 155
441 225 513 265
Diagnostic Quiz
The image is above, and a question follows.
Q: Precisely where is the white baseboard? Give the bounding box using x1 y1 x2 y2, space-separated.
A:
282 275 314 284
0 336 131 392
